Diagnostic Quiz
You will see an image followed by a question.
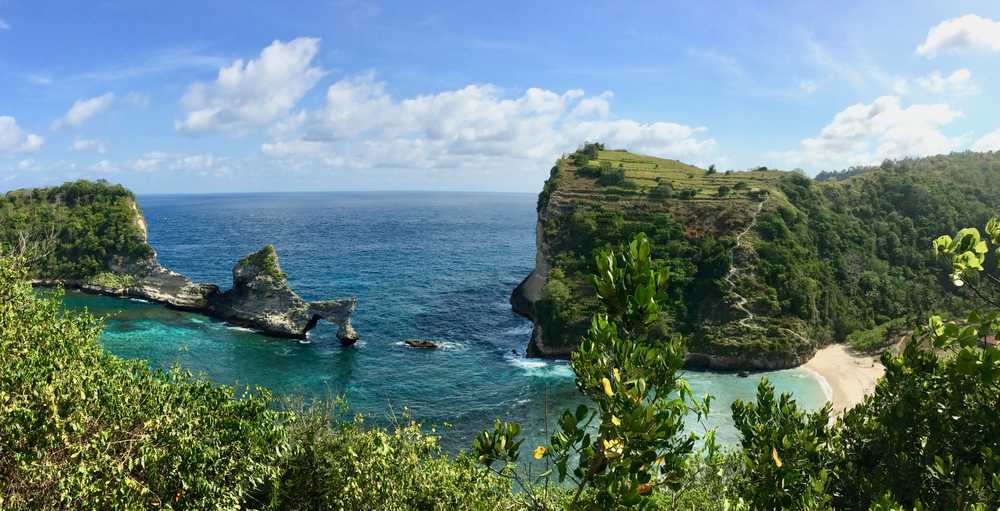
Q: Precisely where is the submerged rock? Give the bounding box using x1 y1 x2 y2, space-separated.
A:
403 339 438 349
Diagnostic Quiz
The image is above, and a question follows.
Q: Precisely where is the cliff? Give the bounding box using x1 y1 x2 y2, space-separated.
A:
514 145 1000 369
4 180 357 341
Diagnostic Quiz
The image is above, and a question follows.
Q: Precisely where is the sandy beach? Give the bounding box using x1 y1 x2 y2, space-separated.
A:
803 344 885 415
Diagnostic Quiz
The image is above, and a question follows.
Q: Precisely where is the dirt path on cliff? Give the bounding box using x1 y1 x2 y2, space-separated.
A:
723 196 768 329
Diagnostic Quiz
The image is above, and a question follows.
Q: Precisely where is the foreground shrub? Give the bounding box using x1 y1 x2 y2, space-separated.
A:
0 258 284 509
274 399 517 510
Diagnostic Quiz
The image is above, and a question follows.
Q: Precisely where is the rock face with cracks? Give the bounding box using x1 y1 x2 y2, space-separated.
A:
208 245 358 342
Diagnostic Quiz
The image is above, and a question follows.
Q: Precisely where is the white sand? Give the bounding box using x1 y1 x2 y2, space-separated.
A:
803 344 884 415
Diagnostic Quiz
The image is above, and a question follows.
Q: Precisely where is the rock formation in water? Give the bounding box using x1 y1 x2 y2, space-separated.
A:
208 245 358 342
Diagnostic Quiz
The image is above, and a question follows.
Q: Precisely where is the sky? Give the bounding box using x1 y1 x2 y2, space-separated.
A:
2 1 1000 194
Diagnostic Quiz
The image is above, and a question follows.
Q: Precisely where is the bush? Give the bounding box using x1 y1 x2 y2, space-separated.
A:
0 258 284 509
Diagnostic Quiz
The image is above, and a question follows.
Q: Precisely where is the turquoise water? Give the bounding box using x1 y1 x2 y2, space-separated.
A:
59 192 827 450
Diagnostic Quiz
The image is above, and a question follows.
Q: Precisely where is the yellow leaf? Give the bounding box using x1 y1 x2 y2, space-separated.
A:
613 368 621 381
611 415 621 426
602 377 614 397
533 446 546 460
771 447 783 468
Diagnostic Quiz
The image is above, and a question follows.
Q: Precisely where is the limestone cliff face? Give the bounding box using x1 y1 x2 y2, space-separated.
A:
511 199 573 358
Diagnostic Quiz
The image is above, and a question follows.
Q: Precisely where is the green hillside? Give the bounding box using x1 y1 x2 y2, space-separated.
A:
518 144 1000 366
0 180 153 280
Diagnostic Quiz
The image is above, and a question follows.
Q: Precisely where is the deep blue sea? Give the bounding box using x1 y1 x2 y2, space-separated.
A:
61 192 826 451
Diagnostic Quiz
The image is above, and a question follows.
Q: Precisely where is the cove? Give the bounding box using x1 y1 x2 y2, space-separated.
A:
59 191 827 450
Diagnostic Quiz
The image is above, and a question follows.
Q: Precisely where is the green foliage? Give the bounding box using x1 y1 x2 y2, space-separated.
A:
648 181 673 200
277 399 516 510
0 180 153 279
731 380 833 510
730 218 1000 510
239 244 287 281
474 234 714 510
86 271 136 290
0 258 284 509
538 166 561 212
845 317 909 352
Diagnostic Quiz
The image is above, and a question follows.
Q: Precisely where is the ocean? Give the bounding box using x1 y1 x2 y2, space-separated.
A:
60 191 827 451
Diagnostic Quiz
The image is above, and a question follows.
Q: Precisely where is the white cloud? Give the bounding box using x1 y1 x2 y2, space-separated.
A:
131 151 230 176
177 37 325 134
125 91 150 108
799 80 819 95
261 75 716 171
769 96 963 169
570 91 612 118
892 79 910 95
90 160 117 173
916 69 978 95
0 116 44 153
973 129 1000 152
71 138 108 154
17 159 40 171
0 19 9 30
52 92 115 130
917 14 1000 57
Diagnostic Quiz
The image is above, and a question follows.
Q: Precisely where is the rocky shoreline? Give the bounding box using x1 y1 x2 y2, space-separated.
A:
33 213 358 343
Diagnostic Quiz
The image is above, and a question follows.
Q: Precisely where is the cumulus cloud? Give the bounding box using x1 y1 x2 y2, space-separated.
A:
131 151 230 176
52 92 115 130
973 129 1000 152
0 116 44 153
917 69 978 95
769 96 963 169
917 14 1000 57
261 74 716 171
71 138 108 154
17 159 40 171
176 37 325 134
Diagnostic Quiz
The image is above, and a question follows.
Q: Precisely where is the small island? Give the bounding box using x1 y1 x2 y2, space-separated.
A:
3 180 358 342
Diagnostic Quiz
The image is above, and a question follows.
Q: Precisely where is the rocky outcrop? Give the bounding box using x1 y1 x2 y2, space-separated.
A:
208 245 358 342
34 198 358 342
403 339 438 349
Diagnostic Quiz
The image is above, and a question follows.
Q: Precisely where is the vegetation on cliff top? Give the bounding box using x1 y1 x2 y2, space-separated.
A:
529 145 1000 361
0 180 153 280
238 244 287 281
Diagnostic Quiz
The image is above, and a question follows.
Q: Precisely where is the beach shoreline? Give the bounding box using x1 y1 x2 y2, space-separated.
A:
804 344 885 415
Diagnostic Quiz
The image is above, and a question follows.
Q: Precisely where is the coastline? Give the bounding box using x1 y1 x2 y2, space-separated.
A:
803 344 884 416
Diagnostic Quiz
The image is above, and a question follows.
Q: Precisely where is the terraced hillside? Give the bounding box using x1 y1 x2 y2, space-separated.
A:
514 145 1000 369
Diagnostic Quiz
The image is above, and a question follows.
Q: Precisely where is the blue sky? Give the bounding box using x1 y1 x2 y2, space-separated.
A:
2 1 1000 193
